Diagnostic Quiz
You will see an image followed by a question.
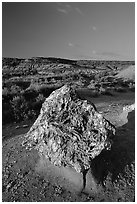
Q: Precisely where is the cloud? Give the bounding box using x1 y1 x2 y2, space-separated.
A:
57 3 71 14
56 2 62 6
57 8 68 14
75 7 83 15
92 50 96 54
89 26 97 32
68 42 82 48
57 4 83 16
68 42 74 47
92 26 97 31
65 4 71 9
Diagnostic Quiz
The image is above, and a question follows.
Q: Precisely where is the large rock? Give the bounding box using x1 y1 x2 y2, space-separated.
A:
117 103 135 127
22 85 116 173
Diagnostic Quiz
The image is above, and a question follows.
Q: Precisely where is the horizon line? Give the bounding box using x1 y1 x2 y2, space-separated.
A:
2 56 135 62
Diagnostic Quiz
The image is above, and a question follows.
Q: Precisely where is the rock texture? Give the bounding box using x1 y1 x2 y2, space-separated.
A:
123 103 135 112
118 103 135 127
22 85 116 173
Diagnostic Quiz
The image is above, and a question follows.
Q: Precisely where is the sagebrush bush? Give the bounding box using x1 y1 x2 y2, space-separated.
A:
2 102 14 124
2 87 9 96
3 83 57 124
115 87 127 93
102 90 113 96
36 93 45 103
10 85 22 95
23 89 38 101
10 96 28 121
129 87 135 92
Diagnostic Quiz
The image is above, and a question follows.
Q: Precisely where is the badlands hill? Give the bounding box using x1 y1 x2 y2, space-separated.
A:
116 65 135 81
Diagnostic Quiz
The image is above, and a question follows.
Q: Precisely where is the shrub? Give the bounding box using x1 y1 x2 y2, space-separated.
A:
128 82 135 89
77 89 99 98
115 87 127 93
29 83 41 92
2 87 9 96
99 87 113 96
90 90 99 97
10 96 28 121
99 87 106 94
102 90 113 96
27 109 37 120
15 81 30 89
39 85 58 98
36 93 45 103
2 102 14 124
23 89 38 101
129 87 135 92
10 85 22 95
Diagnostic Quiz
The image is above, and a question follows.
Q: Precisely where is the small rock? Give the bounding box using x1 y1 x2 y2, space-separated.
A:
22 124 29 128
86 195 95 201
117 197 122 202
43 181 50 188
23 189 30 197
15 126 20 129
54 185 63 196
6 180 16 191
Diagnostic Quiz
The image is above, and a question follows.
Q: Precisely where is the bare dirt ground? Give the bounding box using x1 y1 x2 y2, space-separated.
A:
2 91 135 202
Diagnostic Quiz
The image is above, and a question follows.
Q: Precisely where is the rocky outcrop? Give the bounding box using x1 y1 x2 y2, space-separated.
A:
22 85 116 173
123 103 135 112
117 103 135 127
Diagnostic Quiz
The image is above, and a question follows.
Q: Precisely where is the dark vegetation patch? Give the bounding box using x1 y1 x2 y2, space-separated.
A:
2 85 58 124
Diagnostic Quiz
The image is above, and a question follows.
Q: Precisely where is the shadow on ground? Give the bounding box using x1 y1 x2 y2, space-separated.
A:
90 110 135 184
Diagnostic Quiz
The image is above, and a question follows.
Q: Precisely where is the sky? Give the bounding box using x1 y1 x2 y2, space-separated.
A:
2 2 135 60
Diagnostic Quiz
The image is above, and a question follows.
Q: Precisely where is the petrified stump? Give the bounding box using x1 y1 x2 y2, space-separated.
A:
23 85 115 175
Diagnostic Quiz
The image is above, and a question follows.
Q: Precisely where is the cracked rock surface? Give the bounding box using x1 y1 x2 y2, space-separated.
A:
23 85 115 173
